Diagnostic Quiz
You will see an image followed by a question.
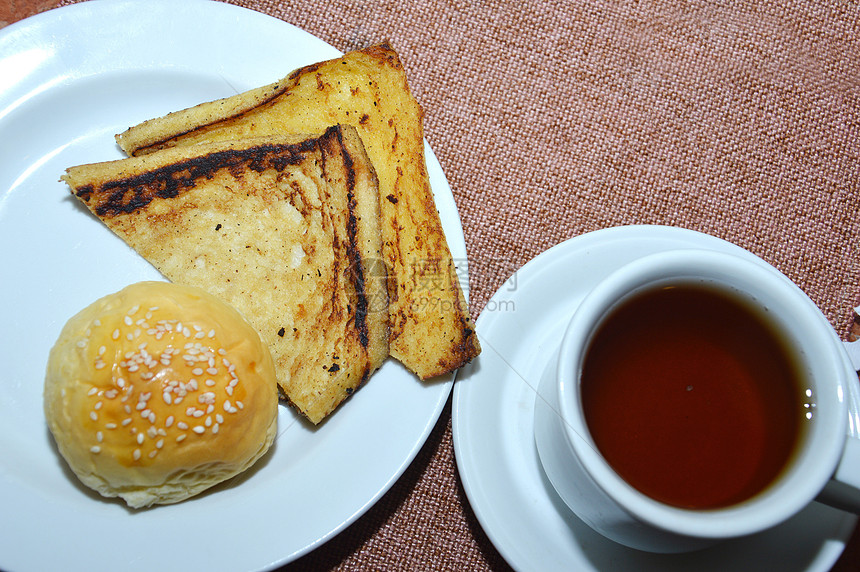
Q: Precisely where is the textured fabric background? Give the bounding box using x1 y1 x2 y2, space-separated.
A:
13 0 860 569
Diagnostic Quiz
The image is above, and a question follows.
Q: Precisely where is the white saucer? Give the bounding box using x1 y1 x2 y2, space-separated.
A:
452 225 858 572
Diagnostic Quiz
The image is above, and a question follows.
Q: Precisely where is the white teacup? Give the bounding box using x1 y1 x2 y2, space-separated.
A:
534 248 860 553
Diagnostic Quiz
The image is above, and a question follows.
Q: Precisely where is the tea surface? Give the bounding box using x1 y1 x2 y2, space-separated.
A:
581 284 803 509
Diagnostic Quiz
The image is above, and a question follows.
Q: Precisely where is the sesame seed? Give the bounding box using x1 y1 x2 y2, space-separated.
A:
89 412 98 421
177 421 189 430
176 434 187 443
205 379 216 387
156 439 164 449
224 400 232 411
105 423 117 429
94 401 103 410
87 387 98 396
137 433 144 444
212 424 219 434
147 427 158 438
192 368 204 376
124 316 133 326
128 305 139 316
205 416 212 427
93 319 102 327
122 418 132 426
208 329 216 338
76 340 87 348
192 426 205 434
215 414 224 423
236 401 244 409
163 392 172 404
98 346 106 355
165 415 174 428
112 329 120 340
207 367 218 375
133 449 141 460
90 446 101 454
226 386 234 396
96 431 103 442
148 450 158 459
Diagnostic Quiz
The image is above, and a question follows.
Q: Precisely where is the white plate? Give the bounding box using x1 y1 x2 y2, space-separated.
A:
0 2 463 571
453 225 859 572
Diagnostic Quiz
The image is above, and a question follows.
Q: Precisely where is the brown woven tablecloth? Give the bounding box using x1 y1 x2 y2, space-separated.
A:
7 0 859 569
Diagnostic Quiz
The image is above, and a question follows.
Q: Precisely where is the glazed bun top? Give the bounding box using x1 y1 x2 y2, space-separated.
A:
44 281 278 508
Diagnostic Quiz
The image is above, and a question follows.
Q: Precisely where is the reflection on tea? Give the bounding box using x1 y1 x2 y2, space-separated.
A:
581 283 804 509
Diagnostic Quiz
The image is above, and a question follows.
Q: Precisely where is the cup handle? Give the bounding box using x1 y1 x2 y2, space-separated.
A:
816 339 860 513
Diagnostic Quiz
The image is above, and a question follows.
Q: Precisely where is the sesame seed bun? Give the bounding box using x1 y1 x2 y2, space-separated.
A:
44 281 278 508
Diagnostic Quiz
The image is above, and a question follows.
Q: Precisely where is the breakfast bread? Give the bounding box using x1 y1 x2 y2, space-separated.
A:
115 43 480 379
62 126 388 423
44 281 278 508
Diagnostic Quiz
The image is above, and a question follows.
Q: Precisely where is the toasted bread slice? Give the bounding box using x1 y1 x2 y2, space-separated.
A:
115 43 480 379
63 125 388 424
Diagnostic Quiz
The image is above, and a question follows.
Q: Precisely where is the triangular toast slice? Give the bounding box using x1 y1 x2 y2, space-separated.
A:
115 43 480 379
63 125 388 424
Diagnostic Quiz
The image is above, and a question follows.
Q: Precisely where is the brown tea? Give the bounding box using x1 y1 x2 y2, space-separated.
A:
580 283 804 510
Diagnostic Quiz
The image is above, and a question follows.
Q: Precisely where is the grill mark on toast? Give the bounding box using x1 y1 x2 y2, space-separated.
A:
76 141 316 217
322 126 371 350
133 85 295 156
132 60 329 156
